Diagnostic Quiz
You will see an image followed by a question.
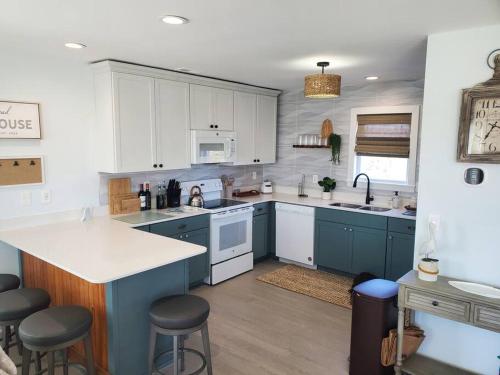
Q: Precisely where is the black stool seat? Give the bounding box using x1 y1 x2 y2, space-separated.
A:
19 305 92 347
0 288 50 322
150 295 210 330
0 274 20 293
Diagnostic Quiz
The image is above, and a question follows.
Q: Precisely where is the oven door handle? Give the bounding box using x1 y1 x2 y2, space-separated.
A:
211 207 254 220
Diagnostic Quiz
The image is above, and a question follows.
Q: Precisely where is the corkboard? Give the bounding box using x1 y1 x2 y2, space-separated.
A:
0 157 43 186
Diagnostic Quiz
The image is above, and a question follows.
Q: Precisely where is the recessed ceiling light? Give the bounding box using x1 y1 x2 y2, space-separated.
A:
64 42 86 49
365 76 379 80
161 15 189 25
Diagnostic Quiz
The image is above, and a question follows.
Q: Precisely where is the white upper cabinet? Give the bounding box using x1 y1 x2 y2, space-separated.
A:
234 93 277 165
111 72 156 173
92 61 279 173
234 92 257 165
155 79 190 170
256 95 278 164
190 84 234 131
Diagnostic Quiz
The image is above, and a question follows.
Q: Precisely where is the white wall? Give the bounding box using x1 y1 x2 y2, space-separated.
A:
0 51 100 273
415 24 500 374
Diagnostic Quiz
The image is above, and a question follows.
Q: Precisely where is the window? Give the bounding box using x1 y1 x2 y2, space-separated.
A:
348 106 420 191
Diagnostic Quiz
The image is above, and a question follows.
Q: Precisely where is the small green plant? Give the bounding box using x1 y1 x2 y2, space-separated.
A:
318 177 336 192
329 133 341 164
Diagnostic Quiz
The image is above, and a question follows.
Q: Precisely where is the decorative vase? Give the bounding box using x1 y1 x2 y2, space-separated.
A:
417 258 439 281
321 191 332 200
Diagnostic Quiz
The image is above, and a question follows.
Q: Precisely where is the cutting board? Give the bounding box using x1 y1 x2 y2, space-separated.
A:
108 178 131 204
109 193 140 215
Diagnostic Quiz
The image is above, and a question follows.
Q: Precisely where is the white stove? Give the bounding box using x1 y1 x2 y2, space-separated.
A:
180 179 254 285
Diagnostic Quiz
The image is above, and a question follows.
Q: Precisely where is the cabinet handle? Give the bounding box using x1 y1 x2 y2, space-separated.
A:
431 301 439 307
178 224 187 230
153 164 158 168
408 226 414 230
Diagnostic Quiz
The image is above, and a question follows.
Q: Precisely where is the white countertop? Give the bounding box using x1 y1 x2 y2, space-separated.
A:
0 208 209 284
236 192 416 220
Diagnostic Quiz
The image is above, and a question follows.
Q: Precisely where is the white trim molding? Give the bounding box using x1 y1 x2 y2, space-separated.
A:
347 105 420 192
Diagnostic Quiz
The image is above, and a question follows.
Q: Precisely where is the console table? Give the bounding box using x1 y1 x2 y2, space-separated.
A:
395 270 500 375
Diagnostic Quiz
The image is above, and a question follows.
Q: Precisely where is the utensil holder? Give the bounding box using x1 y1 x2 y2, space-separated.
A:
167 190 181 208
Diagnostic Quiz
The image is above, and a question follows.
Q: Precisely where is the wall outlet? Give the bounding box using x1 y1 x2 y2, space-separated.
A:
252 171 257 180
21 191 32 206
312 174 319 184
41 189 51 204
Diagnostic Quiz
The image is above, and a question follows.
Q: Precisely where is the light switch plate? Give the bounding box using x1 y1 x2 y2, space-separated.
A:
252 171 257 180
312 175 319 184
41 189 51 204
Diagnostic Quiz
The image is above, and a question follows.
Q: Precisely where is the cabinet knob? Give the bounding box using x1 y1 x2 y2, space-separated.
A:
408 226 414 230
215 125 219 129
257 159 260 162
307 257 312 261
344 227 347 231
159 163 163 168
185 234 189 238
179 235 183 239
431 301 439 307
388 235 393 240
153 164 158 168
349 228 353 232
253 159 257 163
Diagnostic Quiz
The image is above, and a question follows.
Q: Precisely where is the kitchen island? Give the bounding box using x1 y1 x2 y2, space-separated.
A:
0 213 208 375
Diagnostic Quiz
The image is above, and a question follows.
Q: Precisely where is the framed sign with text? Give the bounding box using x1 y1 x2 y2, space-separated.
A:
0 101 41 139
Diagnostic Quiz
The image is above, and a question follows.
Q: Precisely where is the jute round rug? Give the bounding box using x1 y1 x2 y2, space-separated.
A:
257 264 353 309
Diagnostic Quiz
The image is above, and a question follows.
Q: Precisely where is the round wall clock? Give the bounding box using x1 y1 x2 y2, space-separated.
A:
457 52 500 163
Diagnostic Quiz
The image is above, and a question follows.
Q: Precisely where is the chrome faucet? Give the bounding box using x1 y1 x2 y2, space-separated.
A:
353 173 374 205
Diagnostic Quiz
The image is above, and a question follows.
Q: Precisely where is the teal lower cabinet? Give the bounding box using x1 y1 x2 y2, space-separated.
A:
315 220 351 273
268 202 276 257
253 213 269 260
150 215 210 287
385 231 415 281
314 208 414 280
252 202 272 261
350 226 387 278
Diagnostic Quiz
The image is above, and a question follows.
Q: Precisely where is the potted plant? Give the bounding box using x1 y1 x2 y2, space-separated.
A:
318 177 336 200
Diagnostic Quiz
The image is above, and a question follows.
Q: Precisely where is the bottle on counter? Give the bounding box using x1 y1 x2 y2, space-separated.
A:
391 191 400 209
145 182 152 210
138 184 146 211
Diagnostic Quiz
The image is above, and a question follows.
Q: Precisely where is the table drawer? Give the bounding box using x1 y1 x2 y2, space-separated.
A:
405 289 470 322
473 304 500 332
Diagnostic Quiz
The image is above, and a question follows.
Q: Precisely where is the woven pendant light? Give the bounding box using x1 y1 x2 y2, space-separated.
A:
304 62 341 98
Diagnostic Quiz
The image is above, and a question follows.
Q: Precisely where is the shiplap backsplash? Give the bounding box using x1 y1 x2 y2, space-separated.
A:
263 79 424 198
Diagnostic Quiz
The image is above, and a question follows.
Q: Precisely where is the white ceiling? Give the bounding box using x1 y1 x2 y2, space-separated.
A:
1 0 499 90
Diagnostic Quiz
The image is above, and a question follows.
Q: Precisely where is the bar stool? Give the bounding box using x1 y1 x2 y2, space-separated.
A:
0 274 21 293
0 288 50 356
148 295 213 375
19 305 96 375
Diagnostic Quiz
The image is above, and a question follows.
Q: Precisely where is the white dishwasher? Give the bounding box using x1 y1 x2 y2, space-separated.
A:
275 202 315 266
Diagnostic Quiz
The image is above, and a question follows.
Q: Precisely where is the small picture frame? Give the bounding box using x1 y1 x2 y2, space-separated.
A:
0 101 41 139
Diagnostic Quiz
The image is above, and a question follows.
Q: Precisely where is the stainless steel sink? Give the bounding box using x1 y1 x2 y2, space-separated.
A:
330 202 363 209
358 206 391 212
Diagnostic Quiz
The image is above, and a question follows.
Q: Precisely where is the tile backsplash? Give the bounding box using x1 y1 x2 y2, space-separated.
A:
99 164 262 204
263 79 424 199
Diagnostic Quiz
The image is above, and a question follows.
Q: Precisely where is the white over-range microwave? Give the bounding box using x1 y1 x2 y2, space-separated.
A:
191 130 237 164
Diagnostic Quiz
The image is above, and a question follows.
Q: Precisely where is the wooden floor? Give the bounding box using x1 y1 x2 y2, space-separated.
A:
184 260 352 375
7 260 352 375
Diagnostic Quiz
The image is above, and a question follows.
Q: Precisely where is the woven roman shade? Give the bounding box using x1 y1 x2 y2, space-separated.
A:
355 113 412 157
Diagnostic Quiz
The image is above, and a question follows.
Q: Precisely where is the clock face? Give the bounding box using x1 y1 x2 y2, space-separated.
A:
468 97 500 154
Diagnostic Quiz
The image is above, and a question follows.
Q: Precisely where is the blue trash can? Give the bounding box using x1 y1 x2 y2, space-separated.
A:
349 279 399 375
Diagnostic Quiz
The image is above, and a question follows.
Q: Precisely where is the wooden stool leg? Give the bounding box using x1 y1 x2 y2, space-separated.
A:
21 347 32 375
62 349 69 375
201 323 213 375
47 351 55 375
83 334 96 375
172 335 178 375
147 325 157 375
